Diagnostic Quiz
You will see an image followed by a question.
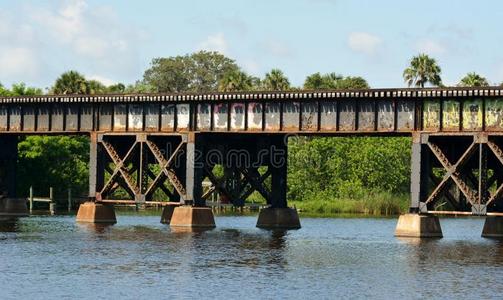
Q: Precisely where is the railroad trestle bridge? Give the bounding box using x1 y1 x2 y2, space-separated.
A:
1 87 503 237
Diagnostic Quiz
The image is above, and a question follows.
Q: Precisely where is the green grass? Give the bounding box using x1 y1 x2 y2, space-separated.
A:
290 192 409 216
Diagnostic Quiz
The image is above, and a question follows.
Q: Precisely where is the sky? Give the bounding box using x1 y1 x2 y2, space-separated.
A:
0 0 502 90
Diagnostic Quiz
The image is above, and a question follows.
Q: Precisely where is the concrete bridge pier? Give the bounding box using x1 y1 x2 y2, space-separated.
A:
76 133 117 224
482 217 503 238
395 213 442 238
396 132 503 238
0 135 28 221
76 202 117 224
169 133 215 228
395 133 443 238
255 135 300 229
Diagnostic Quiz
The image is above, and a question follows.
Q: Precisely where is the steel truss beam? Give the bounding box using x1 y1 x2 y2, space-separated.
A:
89 133 289 208
198 134 287 208
413 134 503 215
93 134 187 204
203 165 272 206
486 140 503 206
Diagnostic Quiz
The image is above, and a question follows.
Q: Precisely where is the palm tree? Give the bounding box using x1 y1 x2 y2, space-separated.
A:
87 80 107 94
262 69 290 91
403 54 442 88
218 70 255 92
52 71 89 95
458 72 489 87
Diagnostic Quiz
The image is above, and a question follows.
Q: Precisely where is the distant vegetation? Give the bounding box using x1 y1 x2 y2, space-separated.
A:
0 52 498 215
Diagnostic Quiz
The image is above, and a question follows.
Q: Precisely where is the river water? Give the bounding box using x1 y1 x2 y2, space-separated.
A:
1 213 502 299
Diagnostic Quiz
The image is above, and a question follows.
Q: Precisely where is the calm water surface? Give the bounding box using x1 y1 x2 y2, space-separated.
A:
1 213 503 299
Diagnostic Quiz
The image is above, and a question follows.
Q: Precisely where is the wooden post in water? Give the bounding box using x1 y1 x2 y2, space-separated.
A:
67 188 72 212
29 186 33 213
49 187 55 215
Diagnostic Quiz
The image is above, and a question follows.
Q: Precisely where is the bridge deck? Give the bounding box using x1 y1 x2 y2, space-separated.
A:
0 87 502 134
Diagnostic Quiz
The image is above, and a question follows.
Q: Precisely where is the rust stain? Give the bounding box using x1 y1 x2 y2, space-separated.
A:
197 103 211 130
423 101 440 131
247 102 262 131
462 99 482 131
442 100 460 130
213 103 228 131
485 99 503 131
320 102 337 131
230 103 245 131
265 103 280 131
377 101 394 131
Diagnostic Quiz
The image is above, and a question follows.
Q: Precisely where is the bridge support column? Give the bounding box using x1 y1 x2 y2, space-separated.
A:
160 205 176 224
482 216 503 238
396 133 442 237
76 202 116 224
170 133 215 228
257 135 300 229
395 213 442 238
0 135 28 221
77 133 116 223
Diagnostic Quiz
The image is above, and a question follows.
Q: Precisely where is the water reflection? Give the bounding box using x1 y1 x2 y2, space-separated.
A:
0 219 18 232
400 237 503 268
169 226 215 234
269 230 287 250
76 222 114 234
4 215 503 299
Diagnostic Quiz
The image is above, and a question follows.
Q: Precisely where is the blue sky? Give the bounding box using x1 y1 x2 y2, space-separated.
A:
0 0 502 90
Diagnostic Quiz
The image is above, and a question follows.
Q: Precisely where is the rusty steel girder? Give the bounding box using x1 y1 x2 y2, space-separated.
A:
92 134 187 204
412 133 503 215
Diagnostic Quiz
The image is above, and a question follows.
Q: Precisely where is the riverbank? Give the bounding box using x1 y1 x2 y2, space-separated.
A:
290 193 409 216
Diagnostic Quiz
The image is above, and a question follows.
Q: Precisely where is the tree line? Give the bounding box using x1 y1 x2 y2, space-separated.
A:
0 52 497 206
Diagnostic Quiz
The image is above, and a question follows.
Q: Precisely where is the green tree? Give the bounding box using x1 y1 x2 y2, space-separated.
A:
17 136 90 198
218 70 255 92
0 83 8 96
403 54 442 88
288 137 410 201
52 71 89 95
336 76 369 89
262 69 290 91
458 72 489 87
125 81 156 93
11 83 43 96
304 73 368 89
143 51 239 92
107 83 126 94
304 73 325 89
87 80 107 94
0 83 42 96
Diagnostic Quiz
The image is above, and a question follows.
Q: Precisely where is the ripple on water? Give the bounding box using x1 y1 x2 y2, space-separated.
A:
0 214 502 299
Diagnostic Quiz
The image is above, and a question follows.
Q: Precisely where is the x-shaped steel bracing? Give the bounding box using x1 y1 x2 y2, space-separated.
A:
425 140 478 206
144 140 186 200
100 140 140 198
203 165 272 206
98 138 187 202
486 140 503 206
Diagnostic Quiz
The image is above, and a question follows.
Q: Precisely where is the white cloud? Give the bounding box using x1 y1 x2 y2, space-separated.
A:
0 47 39 78
0 0 144 86
198 33 229 54
348 32 382 56
0 12 41 82
415 39 446 55
30 0 87 43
